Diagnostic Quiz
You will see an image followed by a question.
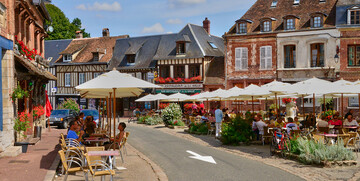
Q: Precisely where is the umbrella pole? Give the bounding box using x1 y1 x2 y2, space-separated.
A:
358 94 360 116
113 88 116 139
106 96 109 132
302 95 305 120
252 96 254 113
109 92 112 137
99 98 102 129
323 94 326 112
275 93 278 115
313 93 315 116
341 93 344 118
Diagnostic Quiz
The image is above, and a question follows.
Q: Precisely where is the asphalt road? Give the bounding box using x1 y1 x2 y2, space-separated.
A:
127 125 304 181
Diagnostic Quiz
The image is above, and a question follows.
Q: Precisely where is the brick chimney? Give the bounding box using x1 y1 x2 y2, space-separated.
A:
75 31 83 39
203 17 210 34
102 28 110 37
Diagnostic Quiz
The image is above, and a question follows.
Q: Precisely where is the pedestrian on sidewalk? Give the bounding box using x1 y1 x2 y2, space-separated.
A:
215 105 223 138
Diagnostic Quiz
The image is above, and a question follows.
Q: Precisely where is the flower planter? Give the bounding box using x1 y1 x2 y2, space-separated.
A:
33 126 42 139
14 142 30 153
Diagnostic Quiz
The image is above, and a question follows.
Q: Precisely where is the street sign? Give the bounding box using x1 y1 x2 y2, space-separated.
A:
51 87 57 93
147 72 154 79
186 150 216 164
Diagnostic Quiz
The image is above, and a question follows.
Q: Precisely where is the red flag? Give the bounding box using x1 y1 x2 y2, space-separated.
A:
45 90 53 117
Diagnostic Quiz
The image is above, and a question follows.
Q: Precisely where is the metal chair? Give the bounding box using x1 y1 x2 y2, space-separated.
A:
58 150 88 181
84 153 115 181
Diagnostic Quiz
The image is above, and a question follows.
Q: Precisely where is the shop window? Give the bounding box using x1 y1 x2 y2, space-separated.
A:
189 64 200 78
284 45 296 68
348 45 360 66
310 43 324 67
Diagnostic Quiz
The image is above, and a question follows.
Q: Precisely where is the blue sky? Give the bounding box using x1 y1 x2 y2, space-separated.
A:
51 0 257 38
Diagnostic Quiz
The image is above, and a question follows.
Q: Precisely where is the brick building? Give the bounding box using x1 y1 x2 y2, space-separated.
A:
224 0 339 111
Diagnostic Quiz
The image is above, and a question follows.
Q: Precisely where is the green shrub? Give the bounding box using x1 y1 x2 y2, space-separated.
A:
196 124 208 133
290 137 301 155
144 116 163 125
58 98 80 112
221 115 254 145
296 137 355 165
161 103 182 125
168 120 185 126
189 123 199 133
137 116 149 124
188 122 208 134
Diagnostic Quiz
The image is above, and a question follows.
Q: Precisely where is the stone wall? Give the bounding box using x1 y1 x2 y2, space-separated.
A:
1 49 14 152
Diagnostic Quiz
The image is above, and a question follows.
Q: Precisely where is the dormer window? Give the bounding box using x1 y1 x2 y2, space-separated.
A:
235 19 252 34
319 0 326 2
126 54 135 64
283 15 299 30
263 21 271 32
93 52 99 61
271 0 277 7
63 54 72 62
176 42 186 54
310 12 327 28
239 23 247 34
350 10 360 25
293 0 300 5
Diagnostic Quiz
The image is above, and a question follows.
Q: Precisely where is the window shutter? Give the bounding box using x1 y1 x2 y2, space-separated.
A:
235 48 241 71
241 48 248 69
260 47 266 69
266 46 272 69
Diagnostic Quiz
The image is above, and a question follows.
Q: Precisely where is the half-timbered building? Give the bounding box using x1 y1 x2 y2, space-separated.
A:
53 29 128 109
108 18 224 115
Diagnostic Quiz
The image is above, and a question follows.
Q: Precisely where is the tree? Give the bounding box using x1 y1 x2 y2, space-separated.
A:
45 4 90 40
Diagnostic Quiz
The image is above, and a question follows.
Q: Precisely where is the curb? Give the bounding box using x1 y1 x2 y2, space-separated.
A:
128 144 168 181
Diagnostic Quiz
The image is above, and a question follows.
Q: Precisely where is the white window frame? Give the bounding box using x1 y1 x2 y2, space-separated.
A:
238 23 247 34
348 8 360 25
235 47 248 71
65 73 71 87
293 0 300 5
260 46 272 70
271 0 277 7
63 54 72 62
263 21 271 32
79 73 85 85
285 18 295 30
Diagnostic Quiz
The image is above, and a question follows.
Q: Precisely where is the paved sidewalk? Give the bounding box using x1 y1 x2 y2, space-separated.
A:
0 128 65 181
0 127 168 181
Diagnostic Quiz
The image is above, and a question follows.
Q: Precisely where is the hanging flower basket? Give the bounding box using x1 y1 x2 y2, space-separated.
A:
10 82 29 103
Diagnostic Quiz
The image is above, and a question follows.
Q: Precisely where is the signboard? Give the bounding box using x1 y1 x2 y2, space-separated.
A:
51 87 57 93
147 72 154 79
155 89 201 94
160 84 203 89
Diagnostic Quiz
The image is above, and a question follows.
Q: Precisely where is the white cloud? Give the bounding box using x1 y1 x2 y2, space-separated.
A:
168 0 206 8
142 23 165 34
76 2 122 12
166 18 182 24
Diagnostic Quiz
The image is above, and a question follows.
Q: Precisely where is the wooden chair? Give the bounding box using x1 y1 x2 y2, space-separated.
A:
58 150 87 181
262 127 272 145
83 153 115 181
318 127 329 134
123 132 130 155
189 116 195 124
206 122 215 136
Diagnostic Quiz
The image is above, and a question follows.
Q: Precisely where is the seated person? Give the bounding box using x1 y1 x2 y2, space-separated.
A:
201 113 209 123
328 115 342 127
316 115 329 129
82 116 96 139
105 122 127 150
274 116 285 128
67 120 84 144
343 114 359 127
284 117 299 134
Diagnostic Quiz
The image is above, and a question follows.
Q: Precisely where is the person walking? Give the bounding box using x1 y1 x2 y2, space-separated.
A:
215 105 223 138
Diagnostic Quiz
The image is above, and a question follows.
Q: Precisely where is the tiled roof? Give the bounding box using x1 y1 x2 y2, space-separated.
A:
337 0 360 6
228 0 337 34
15 54 57 80
44 39 72 66
54 35 129 64
108 23 224 71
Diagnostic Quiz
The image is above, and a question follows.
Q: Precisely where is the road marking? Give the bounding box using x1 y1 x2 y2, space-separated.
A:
186 150 216 164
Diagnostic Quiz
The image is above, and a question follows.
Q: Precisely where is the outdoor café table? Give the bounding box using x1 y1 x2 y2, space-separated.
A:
90 133 107 137
316 133 338 145
343 126 359 132
84 137 109 146
88 150 120 181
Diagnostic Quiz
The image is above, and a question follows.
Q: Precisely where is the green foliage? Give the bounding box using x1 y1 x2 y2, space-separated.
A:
137 116 149 124
189 122 208 134
144 116 163 125
168 120 185 126
290 138 300 155
317 98 333 105
14 112 31 139
161 103 182 125
45 4 90 40
221 116 254 145
58 98 80 112
295 137 355 165
10 83 29 102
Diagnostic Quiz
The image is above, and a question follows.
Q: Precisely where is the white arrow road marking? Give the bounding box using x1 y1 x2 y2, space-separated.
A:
186 150 216 164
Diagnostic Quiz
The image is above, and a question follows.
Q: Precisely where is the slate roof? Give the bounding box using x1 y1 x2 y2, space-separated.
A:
204 57 225 85
108 23 224 71
228 0 337 34
54 35 129 65
44 39 72 66
337 0 360 6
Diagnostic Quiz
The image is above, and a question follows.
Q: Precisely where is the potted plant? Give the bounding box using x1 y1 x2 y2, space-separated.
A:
33 105 45 138
10 82 29 103
14 111 31 153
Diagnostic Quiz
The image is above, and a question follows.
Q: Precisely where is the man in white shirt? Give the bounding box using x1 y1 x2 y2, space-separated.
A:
255 116 268 135
214 105 223 138
344 114 359 127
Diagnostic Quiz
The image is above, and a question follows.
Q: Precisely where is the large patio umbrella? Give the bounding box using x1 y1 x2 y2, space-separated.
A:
160 92 191 102
75 69 161 138
135 94 155 102
261 80 292 114
152 93 169 101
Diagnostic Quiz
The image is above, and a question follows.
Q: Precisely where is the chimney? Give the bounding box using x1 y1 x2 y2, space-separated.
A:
75 31 83 39
203 17 210 34
102 28 110 37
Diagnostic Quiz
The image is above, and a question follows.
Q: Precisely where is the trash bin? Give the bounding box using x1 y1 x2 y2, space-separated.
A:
33 126 42 140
